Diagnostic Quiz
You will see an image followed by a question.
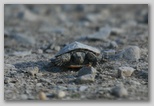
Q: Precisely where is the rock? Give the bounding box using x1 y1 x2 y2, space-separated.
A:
4 78 10 84
56 90 66 98
36 83 42 87
78 66 97 77
86 13 103 23
108 41 118 49
78 25 111 41
29 67 39 77
118 67 135 78
120 46 140 61
50 44 61 51
38 49 43 54
79 86 88 92
39 91 47 100
102 50 116 60
45 49 53 53
115 38 127 45
36 73 43 77
53 46 61 51
111 28 125 35
111 83 128 97
20 94 28 100
76 74 95 83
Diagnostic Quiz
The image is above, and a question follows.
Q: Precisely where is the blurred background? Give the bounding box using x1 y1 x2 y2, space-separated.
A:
4 4 148 52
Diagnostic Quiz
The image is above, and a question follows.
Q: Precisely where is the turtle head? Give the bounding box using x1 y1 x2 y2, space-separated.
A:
72 52 85 65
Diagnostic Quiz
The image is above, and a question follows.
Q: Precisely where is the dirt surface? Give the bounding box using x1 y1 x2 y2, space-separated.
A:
4 4 149 100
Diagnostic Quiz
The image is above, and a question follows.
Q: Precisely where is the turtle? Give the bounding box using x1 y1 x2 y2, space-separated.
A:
50 41 101 68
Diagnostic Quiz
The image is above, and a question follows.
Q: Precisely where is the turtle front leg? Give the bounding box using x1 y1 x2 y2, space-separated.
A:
86 52 98 66
54 53 71 66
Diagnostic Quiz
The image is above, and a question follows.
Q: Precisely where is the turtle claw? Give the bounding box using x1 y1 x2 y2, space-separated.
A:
50 58 63 66
55 57 63 66
53 53 71 67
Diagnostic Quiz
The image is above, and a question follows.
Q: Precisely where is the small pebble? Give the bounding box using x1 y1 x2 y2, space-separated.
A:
4 78 10 84
102 50 116 59
78 66 97 77
20 94 28 100
76 74 95 83
45 49 53 53
53 46 61 51
79 86 88 92
29 67 39 77
38 49 43 54
36 83 42 87
36 73 43 77
115 38 126 45
111 28 124 35
109 41 118 49
111 83 128 97
86 13 102 22
56 90 66 98
39 91 47 100
39 78 51 84
118 66 135 78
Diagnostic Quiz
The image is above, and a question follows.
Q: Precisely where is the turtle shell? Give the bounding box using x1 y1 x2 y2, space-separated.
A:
55 41 100 57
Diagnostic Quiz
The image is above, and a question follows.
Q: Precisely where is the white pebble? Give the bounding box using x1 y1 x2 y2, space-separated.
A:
78 66 97 77
76 74 95 83
57 91 66 98
118 66 135 78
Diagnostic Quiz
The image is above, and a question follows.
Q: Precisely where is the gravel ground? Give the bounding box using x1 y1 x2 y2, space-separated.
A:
4 4 149 100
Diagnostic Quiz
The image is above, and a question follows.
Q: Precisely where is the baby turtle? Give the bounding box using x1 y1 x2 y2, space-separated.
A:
51 41 101 68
